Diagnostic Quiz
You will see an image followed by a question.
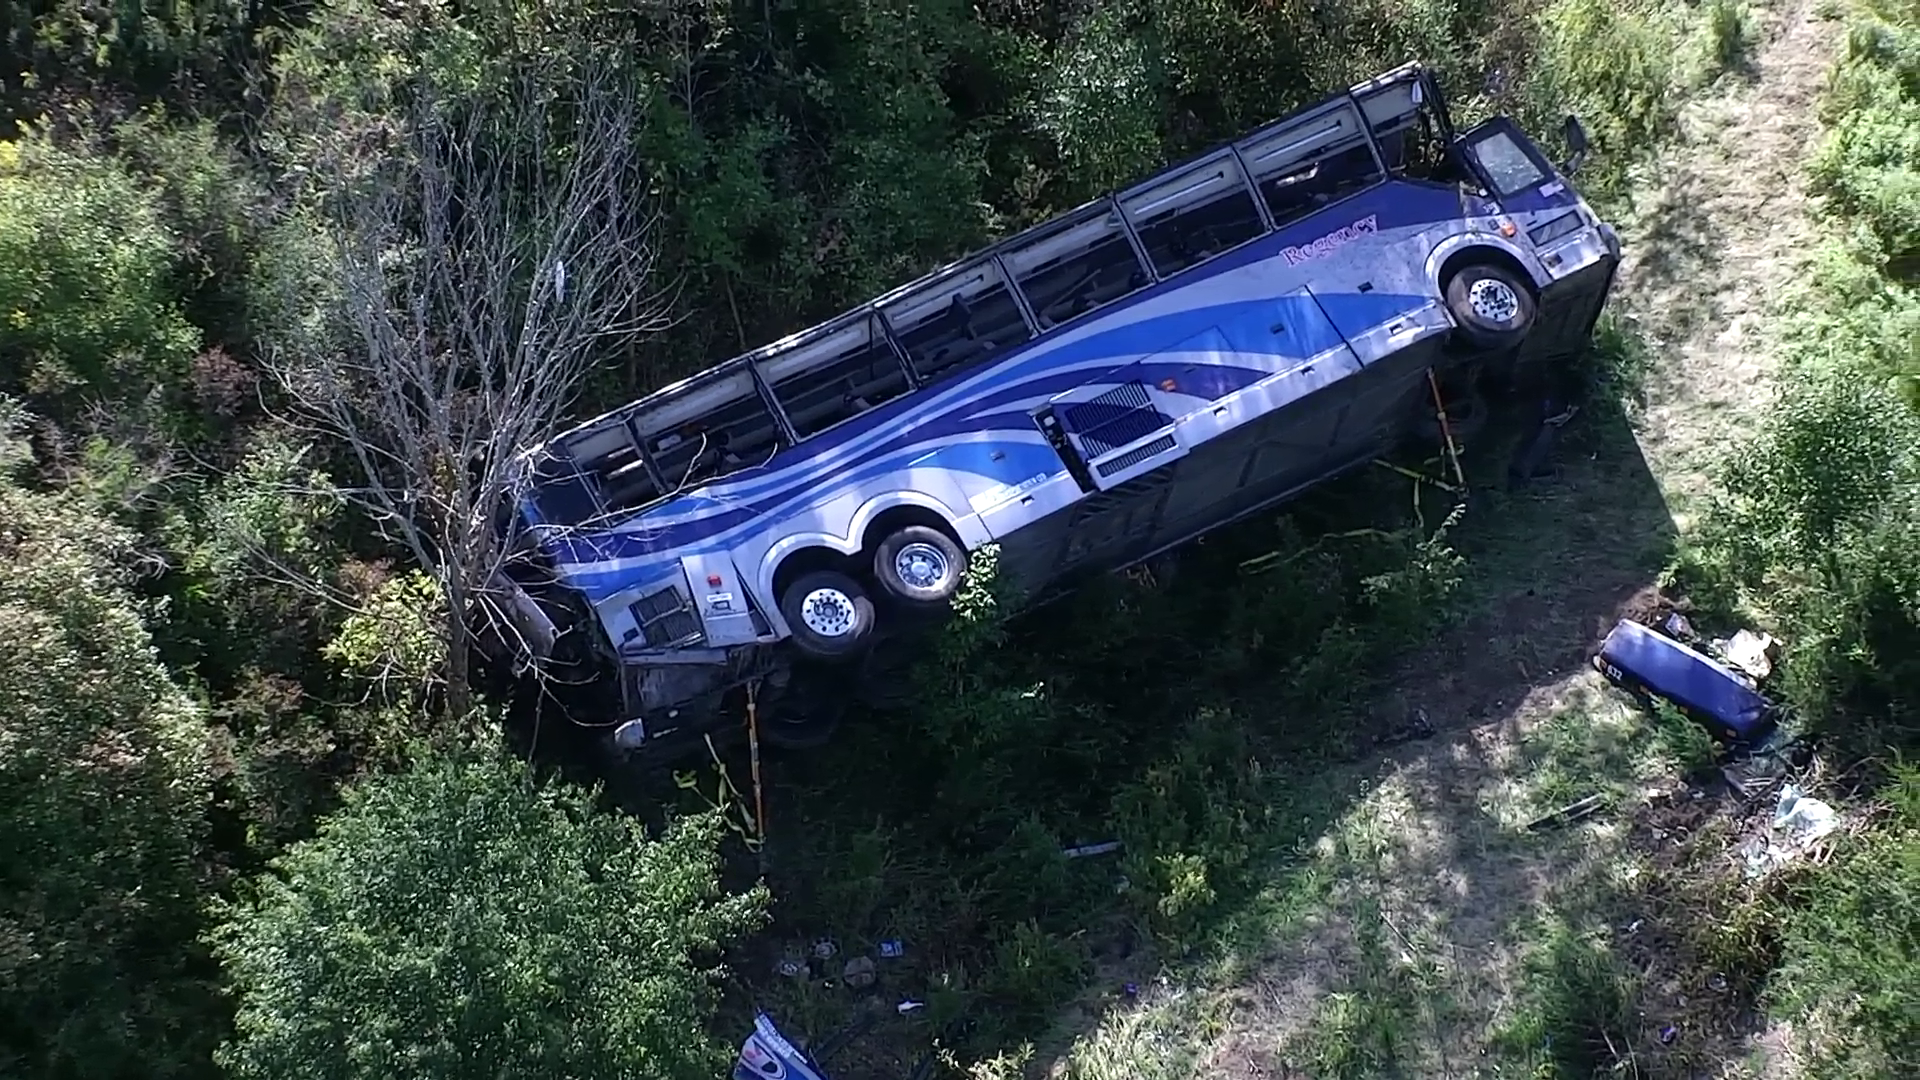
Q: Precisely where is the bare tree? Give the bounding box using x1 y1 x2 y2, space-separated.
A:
261 44 674 720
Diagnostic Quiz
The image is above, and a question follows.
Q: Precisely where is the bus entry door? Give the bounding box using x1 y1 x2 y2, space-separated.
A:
1033 362 1191 492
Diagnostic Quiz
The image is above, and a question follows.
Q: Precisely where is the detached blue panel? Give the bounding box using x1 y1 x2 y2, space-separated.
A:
1598 619 1772 739
734 1012 833 1080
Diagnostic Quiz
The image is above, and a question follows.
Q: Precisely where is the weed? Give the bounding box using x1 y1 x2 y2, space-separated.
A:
1699 0 1757 82
1296 895 1425 1078
1491 916 1639 1078
1587 310 1656 414
1052 987 1211 1080
1648 699 1720 776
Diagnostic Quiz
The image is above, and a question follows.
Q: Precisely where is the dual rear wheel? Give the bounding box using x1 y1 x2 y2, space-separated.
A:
776 525 967 662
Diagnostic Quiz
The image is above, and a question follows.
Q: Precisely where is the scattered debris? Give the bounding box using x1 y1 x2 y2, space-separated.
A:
1062 840 1123 859
1528 792 1607 832
1774 784 1840 843
1741 783 1842 878
1659 1024 1678 1045
896 999 926 1015
811 938 839 961
734 1013 831 1080
842 956 876 990
1594 619 1774 741
1507 396 1579 488
1717 729 1810 798
1714 628 1779 681
878 939 905 959
777 944 808 979
1377 706 1437 747
1662 612 1696 641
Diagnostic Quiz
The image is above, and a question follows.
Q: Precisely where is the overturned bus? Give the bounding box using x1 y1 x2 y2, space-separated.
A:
487 61 1622 758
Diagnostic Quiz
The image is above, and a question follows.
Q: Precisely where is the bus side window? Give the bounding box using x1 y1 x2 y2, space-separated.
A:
635 367 787 492
530 448 603 525
882 259 1031 385
1002 209 1150 330
1120 153 1266 278
1238 103 1383 231
1354 73 1420 175
565 424 654 516
757 313 911 438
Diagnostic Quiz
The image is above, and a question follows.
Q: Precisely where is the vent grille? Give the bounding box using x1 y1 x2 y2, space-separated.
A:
1096 434 1179 477
632 586 680 621
1065 382 1164 457
631 585 705 648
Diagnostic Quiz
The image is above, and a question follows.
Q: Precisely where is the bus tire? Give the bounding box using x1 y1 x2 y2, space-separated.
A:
871 525 966 610
1444 263 1535 352
779 570 876 661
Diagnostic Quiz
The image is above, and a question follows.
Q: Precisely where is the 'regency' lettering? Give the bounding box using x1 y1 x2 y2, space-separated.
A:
1281 214 1380 266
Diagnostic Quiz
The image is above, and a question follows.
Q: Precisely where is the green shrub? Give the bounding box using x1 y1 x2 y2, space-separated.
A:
1703 359 1920 753
1811 0 1920 267
211 743 768 1080
0 398 217 1079
0 131 199 418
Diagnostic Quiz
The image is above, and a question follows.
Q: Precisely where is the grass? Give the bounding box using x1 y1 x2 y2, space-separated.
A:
1489 915 1641 1078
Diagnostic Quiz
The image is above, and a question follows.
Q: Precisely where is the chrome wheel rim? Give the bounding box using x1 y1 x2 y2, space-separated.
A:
1468 278 1520 325
893 541 952 592
798 587 857 637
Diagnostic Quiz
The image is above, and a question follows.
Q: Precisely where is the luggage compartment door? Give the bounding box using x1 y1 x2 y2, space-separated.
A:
677 551 764 647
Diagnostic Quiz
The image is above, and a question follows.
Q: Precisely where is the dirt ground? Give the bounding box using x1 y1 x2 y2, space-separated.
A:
1164 1 1842 1077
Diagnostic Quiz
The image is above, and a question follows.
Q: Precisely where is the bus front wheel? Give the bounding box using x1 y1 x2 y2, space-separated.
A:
1444 263 1535 352
872 525 966 611
779 570 876 661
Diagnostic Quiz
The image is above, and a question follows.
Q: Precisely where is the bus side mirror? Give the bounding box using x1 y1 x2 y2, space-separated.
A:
1561 115 1591 175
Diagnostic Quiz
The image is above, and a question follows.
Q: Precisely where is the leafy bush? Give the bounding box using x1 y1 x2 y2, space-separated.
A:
0 130 199 416
1810 0 1920 270
324 568 448 710
1035 4 1164 193
211 743 768 1080
0 399 217 1079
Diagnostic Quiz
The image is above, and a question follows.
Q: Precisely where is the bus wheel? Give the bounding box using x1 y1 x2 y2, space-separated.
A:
872 525 966 610
1444 263 1535 352
779 570 875 661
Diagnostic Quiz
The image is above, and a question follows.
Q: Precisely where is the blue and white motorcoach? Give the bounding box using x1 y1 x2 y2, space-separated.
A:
491 61 1622 754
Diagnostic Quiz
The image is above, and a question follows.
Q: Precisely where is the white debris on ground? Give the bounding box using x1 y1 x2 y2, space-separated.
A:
1741 782 1841 878
1715 628 1780 681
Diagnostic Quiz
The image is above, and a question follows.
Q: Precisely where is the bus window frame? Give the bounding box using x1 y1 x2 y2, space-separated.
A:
754 310 920 442
538 66 1448 528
